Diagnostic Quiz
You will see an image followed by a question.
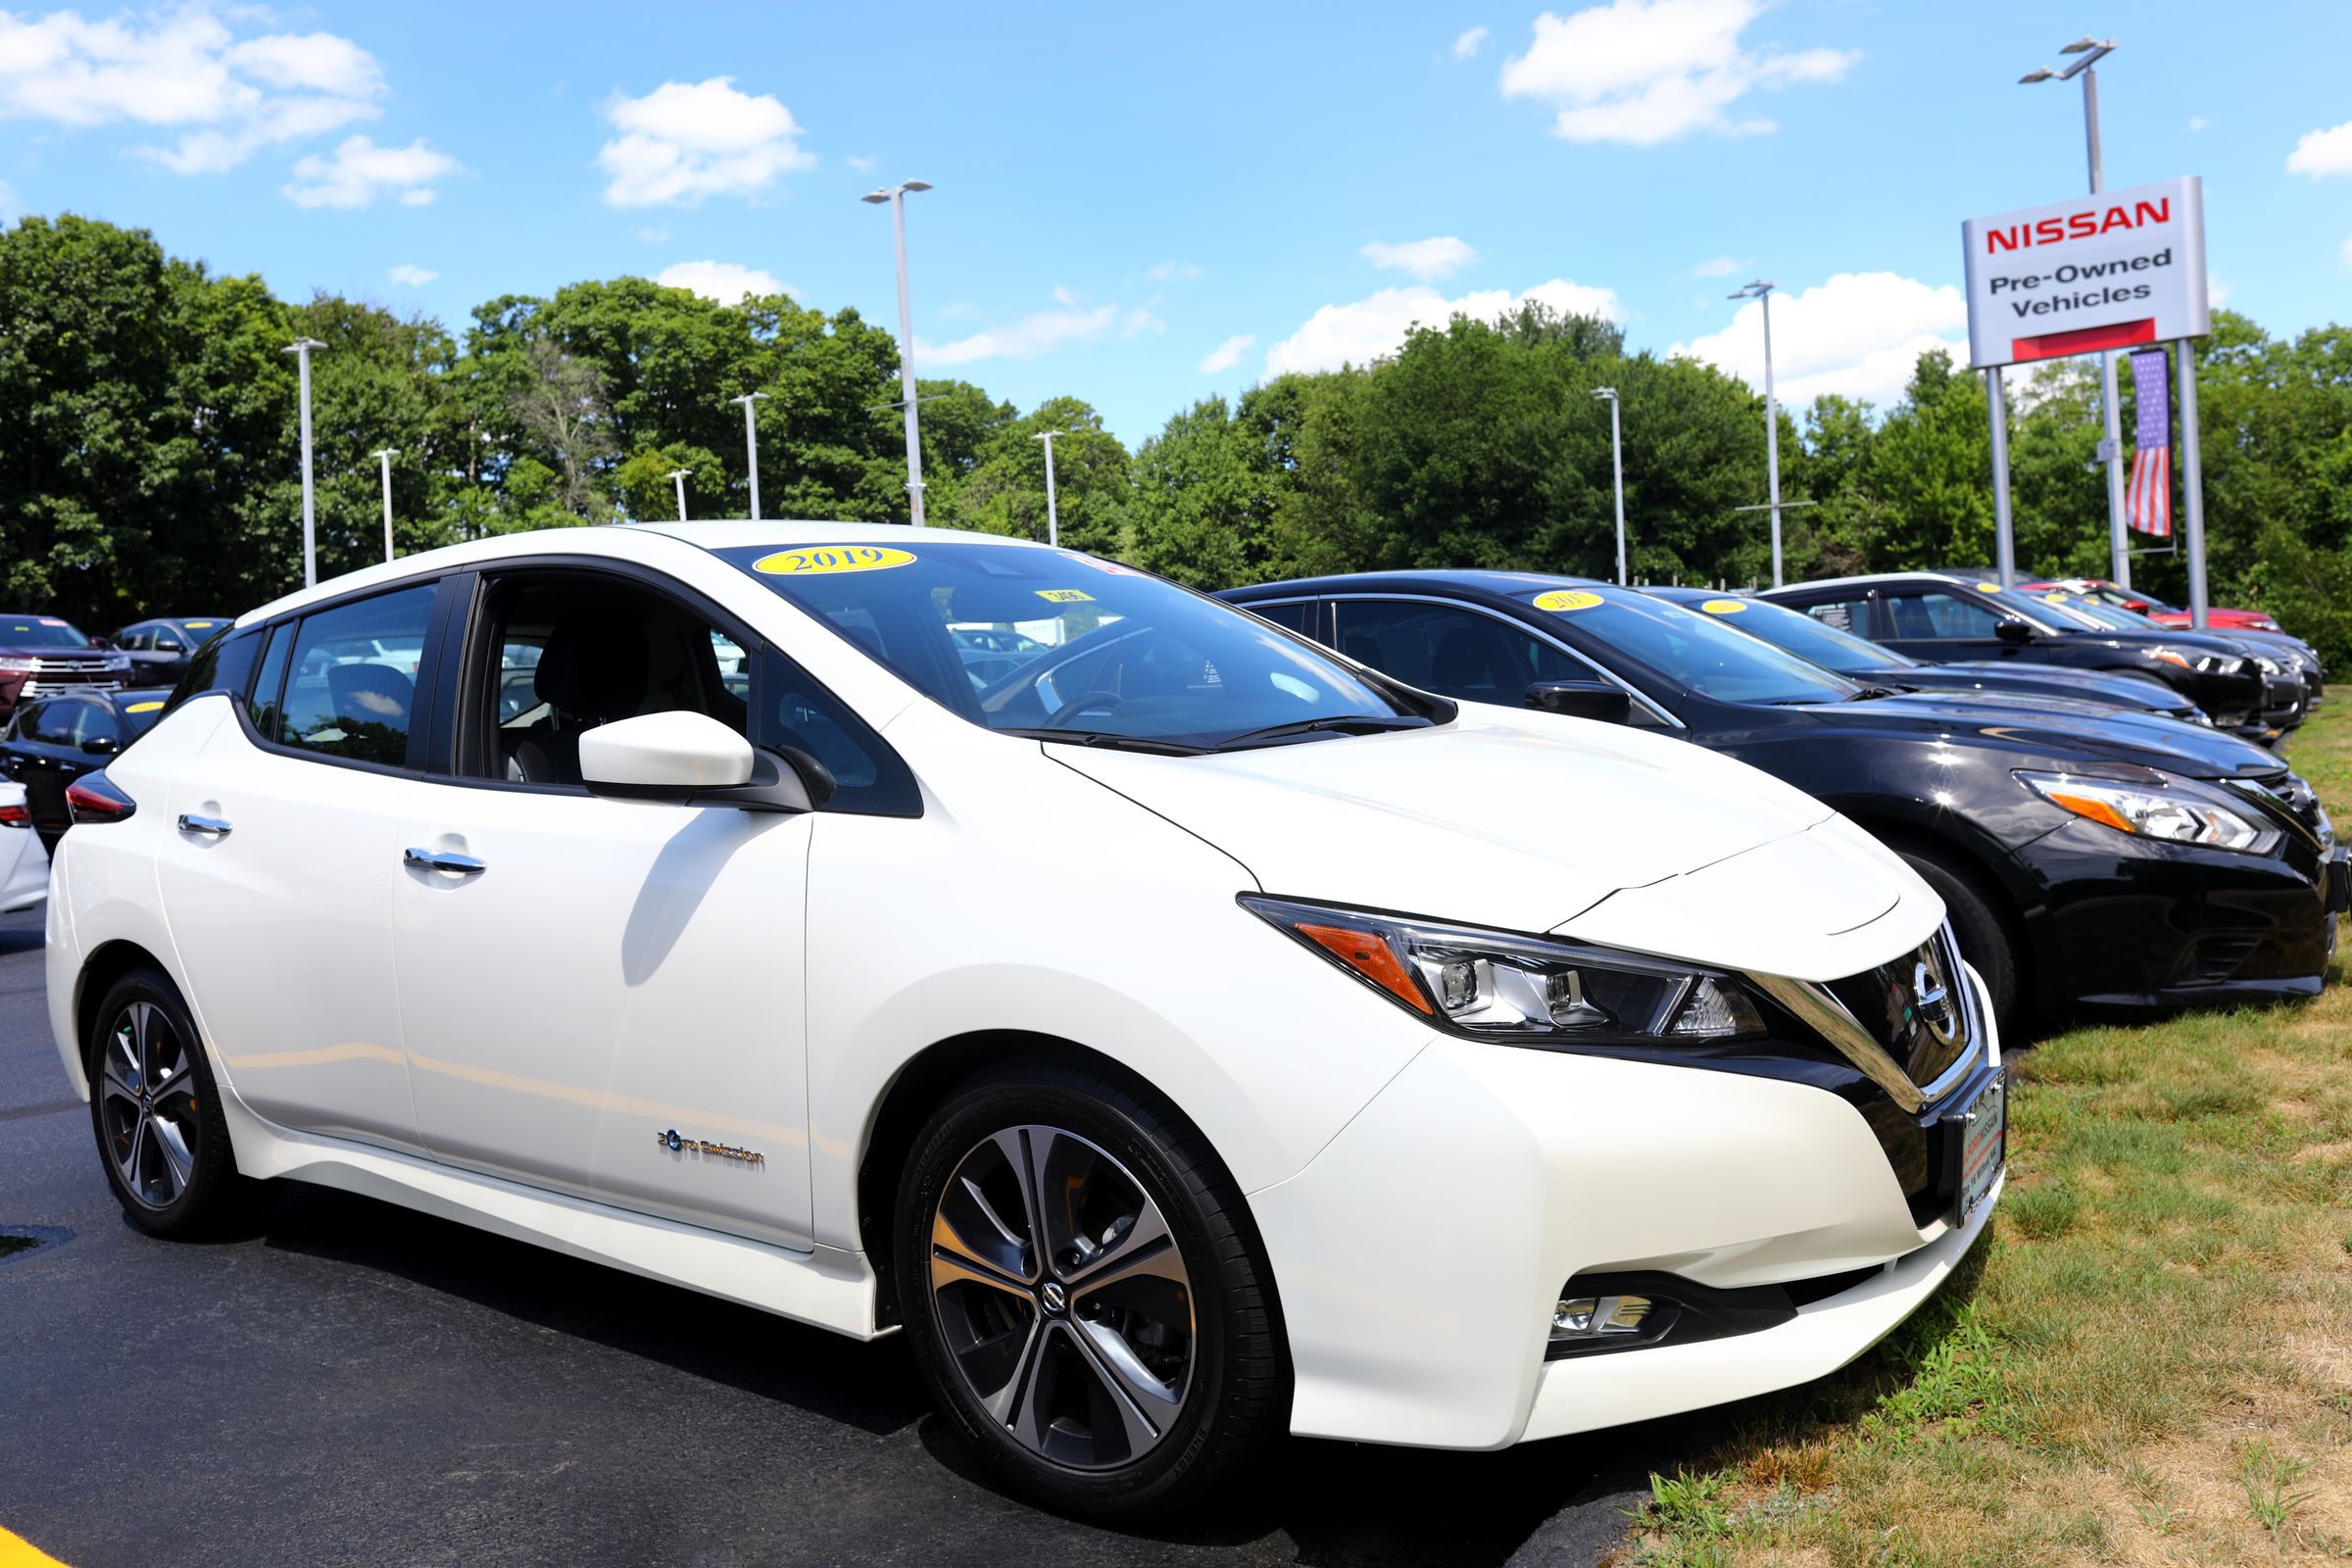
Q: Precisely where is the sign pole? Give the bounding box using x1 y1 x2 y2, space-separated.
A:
2175 343 2208 630
1986 368 2017 588
2081 63 2132 590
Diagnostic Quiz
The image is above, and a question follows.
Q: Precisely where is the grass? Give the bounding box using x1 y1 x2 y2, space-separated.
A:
1617 701 2352 1568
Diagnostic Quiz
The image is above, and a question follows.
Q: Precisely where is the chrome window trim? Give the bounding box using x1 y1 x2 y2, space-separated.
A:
1743 922 1984 1116
1315 591 1685 729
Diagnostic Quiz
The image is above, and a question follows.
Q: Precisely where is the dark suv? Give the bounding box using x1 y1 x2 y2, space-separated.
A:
1223 570 2349 1032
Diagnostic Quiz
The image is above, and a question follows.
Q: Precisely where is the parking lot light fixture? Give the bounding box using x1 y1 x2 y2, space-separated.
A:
281 338 327 587
1592 389 1627 585
664 467 692 523
863 180 934 526
1727 281 1784 587
731 393 769 520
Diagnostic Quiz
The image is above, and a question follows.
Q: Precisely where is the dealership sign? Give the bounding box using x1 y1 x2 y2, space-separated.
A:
1961 176 2210 368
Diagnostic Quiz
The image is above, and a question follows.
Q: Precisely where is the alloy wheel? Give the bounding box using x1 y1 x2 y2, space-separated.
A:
927 1124 1195 1471
98 1001 202 1209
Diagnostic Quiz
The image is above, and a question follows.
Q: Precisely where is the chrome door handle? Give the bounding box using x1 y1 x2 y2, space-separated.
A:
176 813 232 838
404 847 486 875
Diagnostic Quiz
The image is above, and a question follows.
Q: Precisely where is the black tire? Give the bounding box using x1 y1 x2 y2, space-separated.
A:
85 965 254 1237
1898 849 2022 1038
894 1056 1286 1523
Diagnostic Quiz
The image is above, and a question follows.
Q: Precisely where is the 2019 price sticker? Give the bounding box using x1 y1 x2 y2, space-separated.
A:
754 546 915 576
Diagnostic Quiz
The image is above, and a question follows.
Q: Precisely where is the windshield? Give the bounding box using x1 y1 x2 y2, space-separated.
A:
0 616 92 649
2032 590 2161 632
1955 581 2080 633
1658 592 1920 674
721 540 1424 749
1523 586 1861 706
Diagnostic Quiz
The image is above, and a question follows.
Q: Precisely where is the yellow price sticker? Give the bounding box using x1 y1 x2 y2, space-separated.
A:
1533 589 1604 612
753 546 915 576
2042 591 2071 604
1034 588 1095 604
1699 598 1746 614
184 620 217 628
125 700 165 713
1976 582 2002 593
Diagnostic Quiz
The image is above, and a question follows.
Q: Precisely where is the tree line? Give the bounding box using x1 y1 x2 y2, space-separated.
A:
7 214 2350 662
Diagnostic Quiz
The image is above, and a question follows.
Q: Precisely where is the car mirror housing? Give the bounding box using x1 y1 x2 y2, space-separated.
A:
80 735 120 756
1995 619 2036 644
1524 680 1633 724
580 711 833 813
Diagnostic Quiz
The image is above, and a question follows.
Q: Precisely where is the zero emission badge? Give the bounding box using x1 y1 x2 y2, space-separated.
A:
753 546 915 576
1534 589 1604 612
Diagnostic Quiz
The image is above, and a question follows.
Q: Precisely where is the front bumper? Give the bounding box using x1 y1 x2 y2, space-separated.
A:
1247 971 2002 1449
2016 818 2337 1014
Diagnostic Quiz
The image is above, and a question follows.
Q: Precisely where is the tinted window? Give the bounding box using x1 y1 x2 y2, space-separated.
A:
1797 594 1875 636
246 626 292 737
723 542 1414 749
23 701 77 745
757 649 920 816
118 626 153 652
152 626 186 652
1676 595 1919 673
275 585 437 765
1241 600 1314 636
72 704 122 748
0 617 91 648
120 697 168 738
1332 600 1592 704
1883 590 2003 641
159 623 256 720
1515 587 1858 706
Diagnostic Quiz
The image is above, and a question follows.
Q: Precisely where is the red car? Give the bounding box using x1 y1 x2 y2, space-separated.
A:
0 614 132 718
2025 578 2279 634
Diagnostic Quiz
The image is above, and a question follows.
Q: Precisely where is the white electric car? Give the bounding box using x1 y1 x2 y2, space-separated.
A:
47 523 2004 1518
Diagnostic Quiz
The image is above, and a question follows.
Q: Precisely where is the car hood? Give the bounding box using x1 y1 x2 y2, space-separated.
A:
1878 662 2190 710
1797 690 2282 780
1049 706 1933 962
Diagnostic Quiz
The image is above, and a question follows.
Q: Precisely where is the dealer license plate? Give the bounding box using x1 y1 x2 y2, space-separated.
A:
1955 1072 2006 1225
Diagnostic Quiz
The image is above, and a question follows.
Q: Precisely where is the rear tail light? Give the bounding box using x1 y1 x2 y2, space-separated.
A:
65 772 135 824
0 800 28 829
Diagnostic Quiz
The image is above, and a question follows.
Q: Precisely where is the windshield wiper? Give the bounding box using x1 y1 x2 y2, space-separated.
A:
1210 714 1432 751
1843 685 1907 701
1002 727 1210 757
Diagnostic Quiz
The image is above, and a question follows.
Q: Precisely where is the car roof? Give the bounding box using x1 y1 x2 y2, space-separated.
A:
1226 568 1613 604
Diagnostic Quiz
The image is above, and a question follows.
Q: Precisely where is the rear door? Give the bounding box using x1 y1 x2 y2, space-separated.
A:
153 581 444 1152
1873 586 2019 663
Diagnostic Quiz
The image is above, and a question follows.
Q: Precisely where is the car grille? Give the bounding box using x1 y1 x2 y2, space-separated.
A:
2233 772 2333 848
1745 922 1983 1113
17 656 123 699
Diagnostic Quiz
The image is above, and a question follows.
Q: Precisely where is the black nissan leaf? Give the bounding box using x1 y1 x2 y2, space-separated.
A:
1221 570 2349 1034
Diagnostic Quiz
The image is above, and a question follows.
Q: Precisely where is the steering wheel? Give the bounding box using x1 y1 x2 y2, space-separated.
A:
1043 691 1125 727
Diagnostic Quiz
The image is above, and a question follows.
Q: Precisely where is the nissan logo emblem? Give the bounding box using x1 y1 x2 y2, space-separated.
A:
1912 958 1959 1048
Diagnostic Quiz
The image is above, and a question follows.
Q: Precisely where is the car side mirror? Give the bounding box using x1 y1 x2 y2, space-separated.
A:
81 735 120 756
580 711 834 813
1524 680 1632 724
1995 619 2035 644
89 637 114 651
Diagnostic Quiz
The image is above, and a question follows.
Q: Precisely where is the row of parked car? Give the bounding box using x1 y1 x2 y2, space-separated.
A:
26 524 2346 1522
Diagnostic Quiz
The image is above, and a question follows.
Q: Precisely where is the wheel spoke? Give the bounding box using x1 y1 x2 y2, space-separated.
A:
927 1237 1033 1301
122 1110 148 1195
129 1002 160 1091
1066 1319 1170 1454
1026 1127 1095 1277
1065 1202 1179 1295
933 1153 1037 1285
979 1316 1046 1426
105 1024 141 1098
151 1111 196 1200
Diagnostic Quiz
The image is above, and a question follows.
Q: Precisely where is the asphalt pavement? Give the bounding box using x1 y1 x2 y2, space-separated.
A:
0 903 1669 1567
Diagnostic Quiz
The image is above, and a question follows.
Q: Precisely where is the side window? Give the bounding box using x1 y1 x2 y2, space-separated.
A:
119 626 152 652
246 626 293 738
1332 600 1558 705
757 649 920 816
153 628 186 653
1799 595 1874 636
470 572 748 787
1884 591 2002 641
1242 600 1314 636
160 622 260 720
24 702 77 745
275 584 438 765
72 704 122 750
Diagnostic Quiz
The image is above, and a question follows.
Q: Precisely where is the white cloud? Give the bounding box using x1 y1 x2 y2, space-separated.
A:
282 134 462 209
1198 333 1255 375
1690 255 1740 277
1360 235 1477 281
633 223 669 243
2186 116 2208 132
2339 238 2352 272
2286 120 2352 178
1119 307 1165 337
1264 277 1624 377
916 296 1123 368
0 177 15 219
386 263 436 287
656 259 792 302
1499 0 1857 145
1452 24 1490 60
2208 273 2233 307
1146 259 1202 282
1671 271 1966 407
844 154 876 172
598 76 814 207
0 8 388 172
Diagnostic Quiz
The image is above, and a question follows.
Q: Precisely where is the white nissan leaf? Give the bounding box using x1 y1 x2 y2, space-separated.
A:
46 523 2004 1519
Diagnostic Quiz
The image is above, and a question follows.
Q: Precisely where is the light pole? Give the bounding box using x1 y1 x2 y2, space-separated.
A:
664 467 692 523
1728 281 1785 586
861 179 934 526
2021 36 2130 588
731 392 768 520
1592 389 1627 585
1032 429 1065 548
282 338 326 587
371 448 398 564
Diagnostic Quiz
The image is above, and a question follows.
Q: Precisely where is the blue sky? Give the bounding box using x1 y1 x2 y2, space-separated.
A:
4 0 2350 442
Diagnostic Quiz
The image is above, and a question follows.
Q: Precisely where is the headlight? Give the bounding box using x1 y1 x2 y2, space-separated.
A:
2150 649 2246 676
106 656 131 673
2017 769 2277 853
1241 895 1765 1046
2254 656 2282 677
0 657 35 673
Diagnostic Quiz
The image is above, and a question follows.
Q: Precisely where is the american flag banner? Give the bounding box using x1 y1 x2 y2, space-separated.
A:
2126 349 2173 537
